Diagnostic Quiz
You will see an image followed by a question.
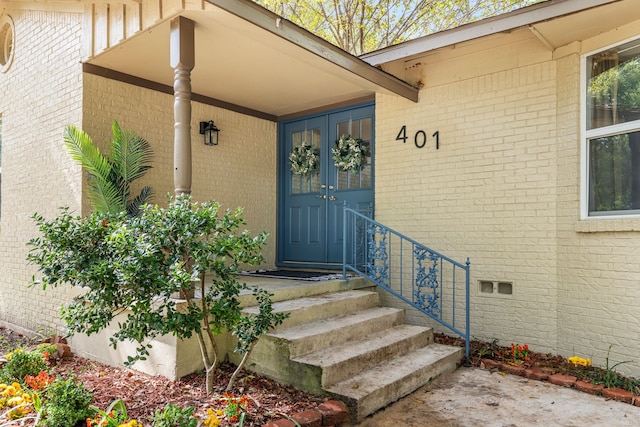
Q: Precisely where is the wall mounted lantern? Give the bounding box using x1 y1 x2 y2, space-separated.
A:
199 120 220 146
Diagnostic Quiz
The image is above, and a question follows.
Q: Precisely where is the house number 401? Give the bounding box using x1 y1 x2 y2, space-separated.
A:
396 125 440 149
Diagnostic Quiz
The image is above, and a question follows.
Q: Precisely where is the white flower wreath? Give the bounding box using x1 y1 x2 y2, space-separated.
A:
289 143 320 176
332 134 369 174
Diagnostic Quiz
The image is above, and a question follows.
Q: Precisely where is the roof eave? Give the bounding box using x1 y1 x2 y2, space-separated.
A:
360 0 621 66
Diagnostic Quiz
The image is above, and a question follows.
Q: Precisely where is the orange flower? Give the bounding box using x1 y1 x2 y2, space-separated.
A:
25 371 55 391
511 343 530 362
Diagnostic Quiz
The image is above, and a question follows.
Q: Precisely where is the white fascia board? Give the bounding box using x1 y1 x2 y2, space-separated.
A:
361 0 620 66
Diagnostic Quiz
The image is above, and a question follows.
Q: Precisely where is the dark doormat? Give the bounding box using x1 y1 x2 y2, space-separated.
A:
240 269 351 281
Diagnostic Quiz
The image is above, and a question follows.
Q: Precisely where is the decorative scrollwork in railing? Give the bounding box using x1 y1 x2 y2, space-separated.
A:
366 223 390 287
353 216 368 269
413 247 441 317
343 207 470 361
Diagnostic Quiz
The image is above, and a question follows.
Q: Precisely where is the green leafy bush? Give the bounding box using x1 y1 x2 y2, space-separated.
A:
28 194 287 393
152 403 197 427
42 376 94 427
0 348 50 385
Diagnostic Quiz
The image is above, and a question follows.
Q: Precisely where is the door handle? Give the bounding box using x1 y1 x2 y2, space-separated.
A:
328 195 336 201
316 194 326 199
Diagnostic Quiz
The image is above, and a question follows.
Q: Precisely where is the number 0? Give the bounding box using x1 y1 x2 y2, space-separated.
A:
414 130 426 148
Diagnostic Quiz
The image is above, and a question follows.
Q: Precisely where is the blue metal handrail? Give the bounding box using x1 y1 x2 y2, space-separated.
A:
343 207 471 360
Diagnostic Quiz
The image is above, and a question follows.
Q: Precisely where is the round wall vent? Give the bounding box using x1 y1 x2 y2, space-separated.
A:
0 15 15 73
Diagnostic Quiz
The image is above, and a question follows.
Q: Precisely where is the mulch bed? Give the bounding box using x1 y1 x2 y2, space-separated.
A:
0 326 326 426
55 357 326 425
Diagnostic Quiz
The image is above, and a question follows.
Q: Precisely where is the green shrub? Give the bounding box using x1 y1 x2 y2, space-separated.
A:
0 348 50 385
152 403 198 427
28 194 287 393
42 376 94 427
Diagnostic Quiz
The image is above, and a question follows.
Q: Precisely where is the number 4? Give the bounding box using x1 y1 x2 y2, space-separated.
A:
396 125 408 143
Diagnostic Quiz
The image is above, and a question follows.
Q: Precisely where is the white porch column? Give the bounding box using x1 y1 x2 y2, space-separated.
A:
170 16 195 195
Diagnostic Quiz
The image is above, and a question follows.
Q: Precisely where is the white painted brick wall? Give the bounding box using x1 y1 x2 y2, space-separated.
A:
377 34 559 346
0 9 84 333
377 25 640 376
376 49 560 351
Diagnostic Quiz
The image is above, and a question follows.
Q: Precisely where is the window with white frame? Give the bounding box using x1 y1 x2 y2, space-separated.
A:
585 38 640 217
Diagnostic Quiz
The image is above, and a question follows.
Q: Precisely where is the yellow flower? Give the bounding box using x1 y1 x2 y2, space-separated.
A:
1 384 17 397
203 409 221 427
7 396 25 406
8 404 31 420
568 356 591 367
5 349 23 360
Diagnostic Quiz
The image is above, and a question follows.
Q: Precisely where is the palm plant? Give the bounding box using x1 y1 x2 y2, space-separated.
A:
63 121 154 216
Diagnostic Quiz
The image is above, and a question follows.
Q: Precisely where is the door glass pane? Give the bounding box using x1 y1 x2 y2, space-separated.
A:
337 170 348 189
310 128 321 192
291 127 321 194
348 172 360 189
337 121 349 137
334 118 373 190
587 38 640 130
360 118 372 141
360 164 371 187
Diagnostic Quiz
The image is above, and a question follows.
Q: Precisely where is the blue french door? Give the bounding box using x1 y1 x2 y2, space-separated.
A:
279 104 374 267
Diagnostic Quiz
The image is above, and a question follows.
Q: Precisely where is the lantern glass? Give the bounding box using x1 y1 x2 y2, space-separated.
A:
199 120 220 146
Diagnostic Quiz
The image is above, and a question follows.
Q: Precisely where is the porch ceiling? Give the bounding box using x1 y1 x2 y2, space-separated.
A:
86 1 418 120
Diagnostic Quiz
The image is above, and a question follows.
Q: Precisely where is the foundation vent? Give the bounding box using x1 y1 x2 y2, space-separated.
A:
478 280 513 297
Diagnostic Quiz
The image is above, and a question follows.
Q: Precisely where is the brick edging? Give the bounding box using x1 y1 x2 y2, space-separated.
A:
264 360 640 426
481 359 639 406
262 400 348 427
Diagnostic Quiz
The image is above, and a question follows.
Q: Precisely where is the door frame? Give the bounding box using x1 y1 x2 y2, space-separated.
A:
276 100 375 269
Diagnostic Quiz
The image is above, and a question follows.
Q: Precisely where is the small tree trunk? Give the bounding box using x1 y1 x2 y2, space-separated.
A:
204 362 216 394
226 341 257 391
195 330 217 394
191 272 221 394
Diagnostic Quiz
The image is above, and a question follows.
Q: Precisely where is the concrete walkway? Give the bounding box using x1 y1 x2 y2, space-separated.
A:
351 367 640 426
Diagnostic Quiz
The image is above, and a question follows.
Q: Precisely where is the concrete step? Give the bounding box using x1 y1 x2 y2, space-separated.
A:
237 284 465 422
243 289 380 329
236 289 385 388
238 276 373 305
324 343 464 421
271 306 405 358
293 324 434 387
